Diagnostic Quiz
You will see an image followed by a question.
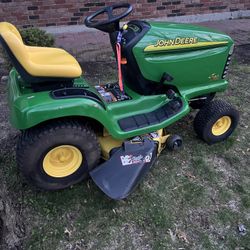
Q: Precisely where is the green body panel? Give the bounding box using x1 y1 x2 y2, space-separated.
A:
7 21 233 139
8 69 189 139
133 22 233 99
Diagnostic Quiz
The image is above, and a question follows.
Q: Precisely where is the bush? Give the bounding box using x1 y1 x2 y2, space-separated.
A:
20 28 55 47
0 27 55 74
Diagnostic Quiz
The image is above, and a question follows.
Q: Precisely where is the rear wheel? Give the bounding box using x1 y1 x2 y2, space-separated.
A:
17 120 101 190
194 100 239 144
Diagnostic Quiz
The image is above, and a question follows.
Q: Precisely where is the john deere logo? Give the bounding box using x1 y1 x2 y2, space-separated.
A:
154 37 198 47
144 38 228 52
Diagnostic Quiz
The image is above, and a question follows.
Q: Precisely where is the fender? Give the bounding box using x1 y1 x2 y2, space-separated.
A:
8 69 190 140
8 69 109 130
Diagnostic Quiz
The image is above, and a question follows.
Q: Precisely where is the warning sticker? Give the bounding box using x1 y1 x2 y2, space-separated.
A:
120 153 152 166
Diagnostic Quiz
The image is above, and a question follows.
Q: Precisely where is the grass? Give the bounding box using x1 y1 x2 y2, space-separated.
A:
0 60 249 249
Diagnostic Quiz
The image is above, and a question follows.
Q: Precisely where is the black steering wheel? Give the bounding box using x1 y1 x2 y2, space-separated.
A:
84 3 133 32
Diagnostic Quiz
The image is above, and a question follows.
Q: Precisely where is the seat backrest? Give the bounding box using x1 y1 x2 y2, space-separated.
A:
0 22 75 87
0 22 29 64
0 22 36 84
0 22 23 41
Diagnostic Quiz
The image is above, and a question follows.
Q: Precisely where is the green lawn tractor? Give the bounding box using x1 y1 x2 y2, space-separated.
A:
0 3 239 200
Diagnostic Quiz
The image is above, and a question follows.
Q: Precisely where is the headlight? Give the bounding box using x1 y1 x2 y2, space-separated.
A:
229 44 234 55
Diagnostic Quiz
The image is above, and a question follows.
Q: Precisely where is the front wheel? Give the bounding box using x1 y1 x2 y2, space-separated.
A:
166 135 183 151
193 100 239 144
17 120 101 190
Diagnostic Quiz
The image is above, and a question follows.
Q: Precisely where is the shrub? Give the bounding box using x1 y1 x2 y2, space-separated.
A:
20 28 55 47
0 27 55 74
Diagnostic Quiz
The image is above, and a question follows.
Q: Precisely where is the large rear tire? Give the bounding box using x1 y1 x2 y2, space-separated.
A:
16 120 101 190
193 100 239 144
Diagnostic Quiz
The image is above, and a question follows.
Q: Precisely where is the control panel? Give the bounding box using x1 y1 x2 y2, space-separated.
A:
95 83 131 103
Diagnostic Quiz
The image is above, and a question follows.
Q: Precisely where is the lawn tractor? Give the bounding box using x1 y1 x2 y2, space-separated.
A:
0 3 239 200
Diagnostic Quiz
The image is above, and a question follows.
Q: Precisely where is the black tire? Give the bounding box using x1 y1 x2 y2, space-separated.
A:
194 99 239 144
189 93 215 109
16 120 101 190
166 134 183 151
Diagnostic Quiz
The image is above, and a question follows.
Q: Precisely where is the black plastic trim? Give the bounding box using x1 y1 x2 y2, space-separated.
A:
50 87 106 109
118 97 183 131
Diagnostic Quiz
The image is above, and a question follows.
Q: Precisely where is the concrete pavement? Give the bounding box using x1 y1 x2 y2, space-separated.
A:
53 18 250 63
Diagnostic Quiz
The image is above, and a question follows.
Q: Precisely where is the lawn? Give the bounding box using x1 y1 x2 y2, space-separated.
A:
0 52 249 249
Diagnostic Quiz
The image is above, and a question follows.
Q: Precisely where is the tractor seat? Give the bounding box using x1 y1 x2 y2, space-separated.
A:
0 22 82 83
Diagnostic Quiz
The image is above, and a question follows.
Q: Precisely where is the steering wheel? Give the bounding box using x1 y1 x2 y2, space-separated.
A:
84 3 133 32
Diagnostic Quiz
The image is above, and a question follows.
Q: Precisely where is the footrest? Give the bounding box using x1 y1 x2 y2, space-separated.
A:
118 97 183 132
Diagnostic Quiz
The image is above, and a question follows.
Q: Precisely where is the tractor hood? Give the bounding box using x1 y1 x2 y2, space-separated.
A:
127 21 234 98
142 22 233 53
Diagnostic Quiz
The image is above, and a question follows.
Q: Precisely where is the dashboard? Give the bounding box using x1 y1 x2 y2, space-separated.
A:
122 21 149 49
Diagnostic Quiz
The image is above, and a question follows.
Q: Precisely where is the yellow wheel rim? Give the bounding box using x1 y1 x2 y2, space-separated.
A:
212 116 232 136
43 145 83 178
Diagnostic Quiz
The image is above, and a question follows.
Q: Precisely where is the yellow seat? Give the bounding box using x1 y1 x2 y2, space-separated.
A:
0 22 82 80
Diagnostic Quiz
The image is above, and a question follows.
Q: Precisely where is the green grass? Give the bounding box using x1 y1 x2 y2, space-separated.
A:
0 61 250 249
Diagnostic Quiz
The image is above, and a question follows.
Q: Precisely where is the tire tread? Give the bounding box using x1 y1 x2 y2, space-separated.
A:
16 119 101 189
193 99 239 144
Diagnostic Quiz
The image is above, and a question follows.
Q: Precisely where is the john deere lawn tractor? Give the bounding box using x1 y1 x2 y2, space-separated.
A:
0 3 239 200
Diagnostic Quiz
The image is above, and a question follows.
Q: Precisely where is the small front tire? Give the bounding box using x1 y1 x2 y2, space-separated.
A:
193 99 239 144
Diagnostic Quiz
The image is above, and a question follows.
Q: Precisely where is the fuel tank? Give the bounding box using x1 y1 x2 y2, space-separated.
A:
132 22 234 98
